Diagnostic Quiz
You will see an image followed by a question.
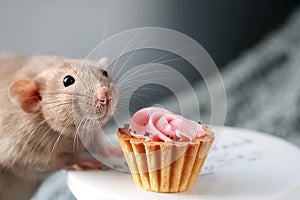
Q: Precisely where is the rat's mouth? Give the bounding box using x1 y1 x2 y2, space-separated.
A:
95 102 112 121
97 108 108 119
94 88 114 119
93 84 117 123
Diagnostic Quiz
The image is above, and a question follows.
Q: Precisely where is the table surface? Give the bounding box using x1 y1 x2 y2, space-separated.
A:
67 126 300 200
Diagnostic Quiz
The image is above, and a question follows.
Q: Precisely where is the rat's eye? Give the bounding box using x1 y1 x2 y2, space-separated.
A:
63 75 75 87
102 70 108 78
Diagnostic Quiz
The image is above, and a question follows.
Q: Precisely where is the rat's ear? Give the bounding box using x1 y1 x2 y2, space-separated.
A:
98 57 108 70
8 80 42 113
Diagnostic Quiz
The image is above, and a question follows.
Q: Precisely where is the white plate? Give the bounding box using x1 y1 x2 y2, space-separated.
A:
67 126 300 200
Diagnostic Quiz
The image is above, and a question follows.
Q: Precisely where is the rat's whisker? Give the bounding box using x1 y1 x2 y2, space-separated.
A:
116 65 151 86
156 56 198 65
130 93 152 101
115 103 138 112
14 117 45 146
110 27 146 77
75 68 99 89
43 95 93 106
45 132 63 167
117 101 144 113
116 52 195 88
44 92 92 100
73 127 80 156
76 63 105 93
74 115 93 156
43 100 74 105
128 97 145 105
117 87 171 101
117 80 149 90
116 94 152 100
45 100 93 108
120 55 197 84
13 114 42 133
45 115 75 167
117 69 172 87
149 45 193 64
118 75 178 90
117 85 138 92
73 113 89 155
29 127 54 155
65 62 89 91
19 119 49 155
114 28 157 80
117 73 161 88
18 118 47 142
45 102 74 109
115 106 127 112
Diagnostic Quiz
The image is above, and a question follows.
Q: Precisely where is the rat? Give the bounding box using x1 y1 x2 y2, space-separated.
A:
0 55 118 200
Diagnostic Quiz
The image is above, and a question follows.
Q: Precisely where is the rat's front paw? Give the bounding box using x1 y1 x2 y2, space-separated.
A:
65 159 108 171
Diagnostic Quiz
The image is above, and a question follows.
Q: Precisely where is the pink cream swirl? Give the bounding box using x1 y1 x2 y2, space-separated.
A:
129 107 206 142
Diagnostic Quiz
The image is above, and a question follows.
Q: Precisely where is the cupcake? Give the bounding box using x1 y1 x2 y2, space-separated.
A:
117 107 214 193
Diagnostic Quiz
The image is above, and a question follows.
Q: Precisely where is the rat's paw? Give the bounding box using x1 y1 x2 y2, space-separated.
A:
66 159 108 171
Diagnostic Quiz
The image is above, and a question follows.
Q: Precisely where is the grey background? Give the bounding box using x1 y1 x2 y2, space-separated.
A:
0 0 298 68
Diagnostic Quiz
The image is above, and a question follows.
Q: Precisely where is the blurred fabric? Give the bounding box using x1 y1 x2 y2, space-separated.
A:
33 5 300 200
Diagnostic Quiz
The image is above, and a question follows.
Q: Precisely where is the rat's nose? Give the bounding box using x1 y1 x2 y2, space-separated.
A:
99 95 111 106
96 90 111 106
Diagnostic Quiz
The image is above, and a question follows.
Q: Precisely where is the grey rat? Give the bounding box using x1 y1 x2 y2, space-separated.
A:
0 55 118 200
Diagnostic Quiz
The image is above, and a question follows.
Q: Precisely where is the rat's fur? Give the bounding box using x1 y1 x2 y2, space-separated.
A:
0 55 117 200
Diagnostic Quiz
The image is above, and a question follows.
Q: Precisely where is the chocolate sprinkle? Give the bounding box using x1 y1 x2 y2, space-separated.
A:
144 132 150 137
198 121 202 124
175 135 181 141
134 131 137 134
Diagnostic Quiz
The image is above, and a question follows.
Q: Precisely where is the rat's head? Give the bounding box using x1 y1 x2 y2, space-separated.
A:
8 56 118 137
